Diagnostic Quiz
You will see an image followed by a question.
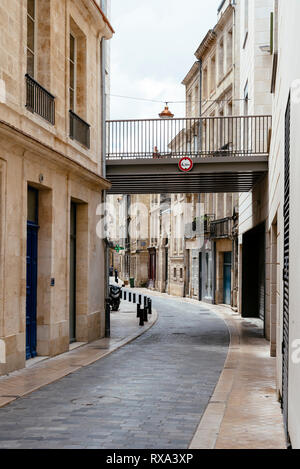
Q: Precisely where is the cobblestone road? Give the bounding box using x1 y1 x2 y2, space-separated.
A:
0 295 229 449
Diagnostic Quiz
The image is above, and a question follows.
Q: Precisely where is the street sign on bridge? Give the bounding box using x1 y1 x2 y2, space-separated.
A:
179 157 193 173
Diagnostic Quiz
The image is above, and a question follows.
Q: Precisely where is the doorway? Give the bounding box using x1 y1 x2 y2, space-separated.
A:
148 248 156 288
242 222 265 322
26 187 39 359
198 252 202 301
69 202 77 343
165 247 168 292
223 252 232 305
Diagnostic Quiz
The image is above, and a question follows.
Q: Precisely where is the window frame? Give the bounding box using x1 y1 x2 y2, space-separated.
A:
69 33 77 112
27 0 37 77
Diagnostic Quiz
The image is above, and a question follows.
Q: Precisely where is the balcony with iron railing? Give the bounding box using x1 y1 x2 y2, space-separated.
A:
106 115 272 160
25 74 55 125
69 110 90 149
210 217 233 239
185 215 215 239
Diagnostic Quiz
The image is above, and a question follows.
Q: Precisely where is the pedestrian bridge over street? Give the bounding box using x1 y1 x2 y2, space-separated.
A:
106 115 271 194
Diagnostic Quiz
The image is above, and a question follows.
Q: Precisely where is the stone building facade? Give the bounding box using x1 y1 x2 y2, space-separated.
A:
108 194 151 288
236 0 273 332
0 0 113 374
178 0 240 306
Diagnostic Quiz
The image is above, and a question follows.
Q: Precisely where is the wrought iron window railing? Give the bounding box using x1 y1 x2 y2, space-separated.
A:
210 217 233 239
184 215 215 239
69 110 90 149
106 115 272 160
25 74 55 125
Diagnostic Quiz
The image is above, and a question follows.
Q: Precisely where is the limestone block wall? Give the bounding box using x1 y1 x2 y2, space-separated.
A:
0 132 106 374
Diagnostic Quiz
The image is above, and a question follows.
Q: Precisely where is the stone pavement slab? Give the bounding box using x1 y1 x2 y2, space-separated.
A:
188 303 286 450
0 293 229 449
0 301 157 409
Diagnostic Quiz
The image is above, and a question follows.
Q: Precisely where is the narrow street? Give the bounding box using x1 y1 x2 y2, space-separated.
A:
0 296 229 449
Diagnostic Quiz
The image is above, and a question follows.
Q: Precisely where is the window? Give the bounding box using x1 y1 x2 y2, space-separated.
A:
27 0 36 76
69 34 76 111
243 0 249 48
203 67 208 100
218 38 224 82
174 268 177 279
180 268 183 280
227 30 233 70
210 55 216 93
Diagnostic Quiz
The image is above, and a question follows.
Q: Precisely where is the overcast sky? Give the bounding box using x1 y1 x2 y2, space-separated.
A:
109 0 221 120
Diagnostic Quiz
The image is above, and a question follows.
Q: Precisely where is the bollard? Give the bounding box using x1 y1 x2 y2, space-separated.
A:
143 305 148 323
133 293 136 304
137 304 141 318
139 294 142 305
129 292 132 303
148 299 152 315
144 296 147 309
139 309 144 326
105 298 111 338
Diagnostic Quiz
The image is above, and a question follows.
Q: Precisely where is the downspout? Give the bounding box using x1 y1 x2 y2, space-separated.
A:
198 58 203 118
198 59 203 300
101 31 110 337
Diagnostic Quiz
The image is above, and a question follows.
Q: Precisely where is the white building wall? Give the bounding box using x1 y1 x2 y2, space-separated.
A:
270 0 300 449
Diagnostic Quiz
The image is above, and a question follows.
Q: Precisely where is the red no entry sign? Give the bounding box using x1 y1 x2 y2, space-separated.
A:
179 157 193 172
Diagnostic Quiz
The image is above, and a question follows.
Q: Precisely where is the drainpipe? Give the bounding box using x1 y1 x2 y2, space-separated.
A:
198 58 203 258
198 59 202 118
101 30 110 337
198 59 203 150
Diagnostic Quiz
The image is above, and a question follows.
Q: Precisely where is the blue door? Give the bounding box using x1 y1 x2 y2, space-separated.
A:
223 252 232 305
26 188 39 359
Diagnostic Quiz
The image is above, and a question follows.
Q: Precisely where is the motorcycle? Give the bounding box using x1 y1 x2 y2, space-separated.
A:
109 284 122 311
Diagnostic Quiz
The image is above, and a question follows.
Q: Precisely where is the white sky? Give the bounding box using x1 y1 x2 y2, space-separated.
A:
109 0 221 120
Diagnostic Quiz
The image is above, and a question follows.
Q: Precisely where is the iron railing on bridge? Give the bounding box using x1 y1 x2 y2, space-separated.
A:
106 115 271 160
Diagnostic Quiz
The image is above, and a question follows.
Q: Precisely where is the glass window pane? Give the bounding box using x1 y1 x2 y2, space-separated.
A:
70 89 74 111
27 16 35 53
28 0 35 19
27 187 38 223
70 62 75 88
70 35 75 63
27 50 34 76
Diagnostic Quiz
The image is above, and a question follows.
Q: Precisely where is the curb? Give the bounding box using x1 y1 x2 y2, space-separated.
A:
189 305 238 449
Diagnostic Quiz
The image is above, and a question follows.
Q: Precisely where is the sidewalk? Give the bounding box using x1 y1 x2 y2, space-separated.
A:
0 302 157 410
135 289 286 449
189 304 287 449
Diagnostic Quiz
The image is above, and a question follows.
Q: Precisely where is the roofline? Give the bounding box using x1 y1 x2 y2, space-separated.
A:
194 29 217 60
194 3 233 60
181 61 199 86
91 0 115 34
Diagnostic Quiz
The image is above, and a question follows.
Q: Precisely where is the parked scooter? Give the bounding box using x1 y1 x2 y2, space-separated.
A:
109 270 124 312
109 284 122 311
